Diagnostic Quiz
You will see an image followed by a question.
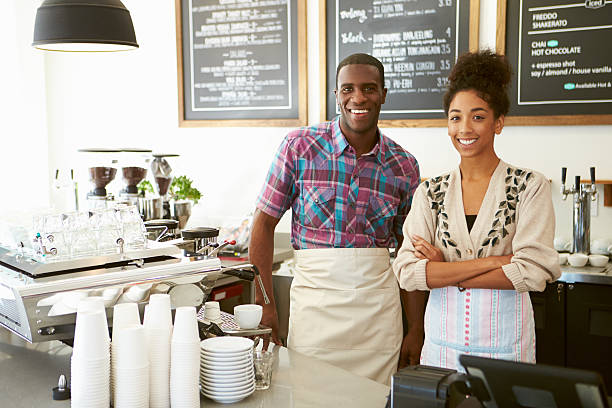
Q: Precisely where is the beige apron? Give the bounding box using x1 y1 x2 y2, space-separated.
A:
287 248 402 385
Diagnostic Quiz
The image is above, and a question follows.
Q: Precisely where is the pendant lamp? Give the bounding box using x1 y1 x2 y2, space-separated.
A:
32 0 138 52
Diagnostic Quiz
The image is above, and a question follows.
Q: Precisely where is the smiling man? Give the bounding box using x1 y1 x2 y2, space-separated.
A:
249 53 422 384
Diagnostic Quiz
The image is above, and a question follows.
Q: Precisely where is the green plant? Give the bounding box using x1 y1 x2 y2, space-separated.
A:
137 179 154 196
170 175 202 204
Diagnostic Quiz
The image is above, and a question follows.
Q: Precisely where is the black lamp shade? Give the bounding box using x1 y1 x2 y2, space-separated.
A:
32 0 138 52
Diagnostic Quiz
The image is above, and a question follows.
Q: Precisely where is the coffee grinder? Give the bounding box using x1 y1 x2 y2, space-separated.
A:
151 153 179 219
118 148 152 208
78 148 121 209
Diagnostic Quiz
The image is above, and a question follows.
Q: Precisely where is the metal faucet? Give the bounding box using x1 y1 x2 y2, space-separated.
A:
561 167 597 254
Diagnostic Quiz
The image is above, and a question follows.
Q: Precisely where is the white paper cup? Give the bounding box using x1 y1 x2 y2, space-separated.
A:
112 303 141 342
234 304 262 329
113 325 148 368
73 310 110 359
145 294 172 330
172 306 199 344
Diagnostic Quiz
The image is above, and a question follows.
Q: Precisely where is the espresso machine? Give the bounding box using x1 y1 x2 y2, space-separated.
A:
0 225 269 343
561 167 597 254
78 148 121 209
151 153 179 219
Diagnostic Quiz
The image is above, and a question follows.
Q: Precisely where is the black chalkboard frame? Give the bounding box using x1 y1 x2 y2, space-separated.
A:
175 0 308 127
496 0 612 126
320 0 481 128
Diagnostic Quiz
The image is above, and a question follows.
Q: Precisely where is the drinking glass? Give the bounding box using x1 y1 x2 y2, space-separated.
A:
92 208 122 254
253 350 274 390
118 205 147 250
65 211 97 258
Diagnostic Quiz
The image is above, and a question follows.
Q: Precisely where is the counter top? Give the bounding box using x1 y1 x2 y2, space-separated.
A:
559 263 612 286
0 332 389 408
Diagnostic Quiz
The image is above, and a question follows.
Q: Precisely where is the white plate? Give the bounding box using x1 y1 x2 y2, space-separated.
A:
201 385 254 403
200 350 251 361
202 383 255 397
202 380 254 394
200 370 254 382
200 376 254 388
200 337 254 353
200 371 254 383
201 360 252 371
200 365 253 377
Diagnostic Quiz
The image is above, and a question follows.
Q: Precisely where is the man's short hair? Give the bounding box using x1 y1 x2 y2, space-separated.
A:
335 53 385 89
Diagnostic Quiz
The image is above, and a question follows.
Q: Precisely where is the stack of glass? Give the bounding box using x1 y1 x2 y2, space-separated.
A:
31 205 147 261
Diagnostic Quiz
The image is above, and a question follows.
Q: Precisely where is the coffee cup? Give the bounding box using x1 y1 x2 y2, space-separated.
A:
558 253 568 265
590 238 612 255
554 237 571 252
588 254 609 267
568 253 588 267
233 304 262 329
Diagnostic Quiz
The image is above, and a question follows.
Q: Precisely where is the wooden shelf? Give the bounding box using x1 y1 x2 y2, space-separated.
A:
579 180 612 184
567 180 612 207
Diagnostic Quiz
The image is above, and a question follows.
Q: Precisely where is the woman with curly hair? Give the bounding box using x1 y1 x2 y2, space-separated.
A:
393 50 561 370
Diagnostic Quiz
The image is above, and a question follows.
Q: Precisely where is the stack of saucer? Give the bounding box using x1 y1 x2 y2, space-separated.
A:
199 337 255 404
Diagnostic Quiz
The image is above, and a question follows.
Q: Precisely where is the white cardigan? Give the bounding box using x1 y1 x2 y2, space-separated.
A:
393 160 561 292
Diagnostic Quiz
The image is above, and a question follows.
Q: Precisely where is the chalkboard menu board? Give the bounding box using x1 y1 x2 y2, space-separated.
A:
176 0 307 127
322 0 478 126
499 0 612 125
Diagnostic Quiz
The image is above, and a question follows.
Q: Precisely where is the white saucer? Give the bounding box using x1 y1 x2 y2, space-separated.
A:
200 365 253 377
201 360 252 371
200 370 254 382
200 350 251 361
202 380 254 394
200 371 254 384
201 385 254 404
200 376 254 388
200 337 254 353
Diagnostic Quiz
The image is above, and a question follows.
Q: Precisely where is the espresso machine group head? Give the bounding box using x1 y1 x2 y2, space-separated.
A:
561 167 597 254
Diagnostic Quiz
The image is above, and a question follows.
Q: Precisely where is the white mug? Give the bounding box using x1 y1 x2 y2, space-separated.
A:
233 304 263 329
590 238 612 255
554 237 571 252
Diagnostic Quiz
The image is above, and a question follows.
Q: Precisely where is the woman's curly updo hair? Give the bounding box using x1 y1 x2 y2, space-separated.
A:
443 50 512 118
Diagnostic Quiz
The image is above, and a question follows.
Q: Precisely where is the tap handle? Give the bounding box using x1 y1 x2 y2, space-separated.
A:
561 167 567 185
575 175 581 192
590 167 595 185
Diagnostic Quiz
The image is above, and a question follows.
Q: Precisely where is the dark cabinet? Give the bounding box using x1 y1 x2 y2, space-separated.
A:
531 282 566 367
531 282 612 392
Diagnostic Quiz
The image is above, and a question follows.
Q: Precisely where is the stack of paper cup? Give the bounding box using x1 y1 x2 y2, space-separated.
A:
113 325 149 408
203 301 222 324
144 294 173 408
170 307 201 408
71 304 111 408
111 303 141 405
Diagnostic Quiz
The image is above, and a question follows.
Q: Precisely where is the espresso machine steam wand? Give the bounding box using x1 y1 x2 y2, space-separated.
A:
561 167 597 254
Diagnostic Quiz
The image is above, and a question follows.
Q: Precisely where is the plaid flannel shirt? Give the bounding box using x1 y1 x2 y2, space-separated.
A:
256 116 420 249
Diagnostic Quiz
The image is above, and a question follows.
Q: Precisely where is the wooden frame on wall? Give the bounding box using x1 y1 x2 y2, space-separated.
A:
320 0 480 127
496 0 612 126
175 0 308 127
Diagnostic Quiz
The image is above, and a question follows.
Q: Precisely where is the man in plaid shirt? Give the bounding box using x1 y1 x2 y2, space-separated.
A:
249 53 425 384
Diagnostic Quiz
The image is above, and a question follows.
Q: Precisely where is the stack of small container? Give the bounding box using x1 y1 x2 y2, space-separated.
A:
71 297 110 408
170 307 201 408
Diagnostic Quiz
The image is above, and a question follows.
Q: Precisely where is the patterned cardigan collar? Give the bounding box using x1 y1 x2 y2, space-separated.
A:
427 159 533 258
